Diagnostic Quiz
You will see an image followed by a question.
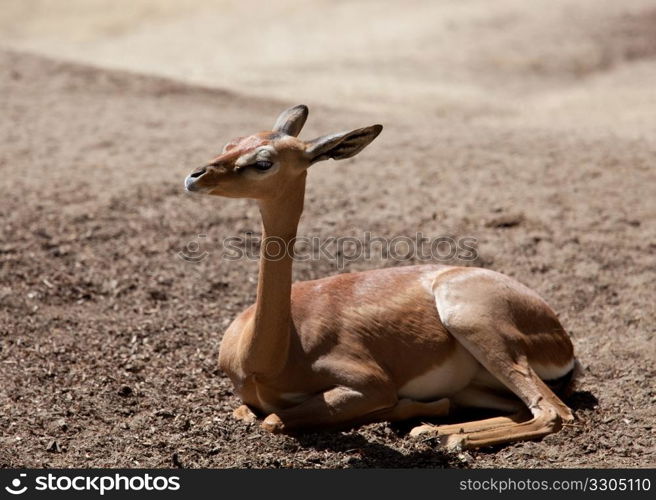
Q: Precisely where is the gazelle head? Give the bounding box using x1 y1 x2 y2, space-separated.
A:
184 105 382 199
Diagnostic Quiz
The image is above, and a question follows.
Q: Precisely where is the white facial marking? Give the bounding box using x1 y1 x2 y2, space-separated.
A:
235 146 276 167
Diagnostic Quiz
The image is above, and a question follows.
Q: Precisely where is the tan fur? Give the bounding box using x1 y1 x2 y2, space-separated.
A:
185 105 577 449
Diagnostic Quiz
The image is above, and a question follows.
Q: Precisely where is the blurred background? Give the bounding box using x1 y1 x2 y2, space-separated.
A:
2 0 656 132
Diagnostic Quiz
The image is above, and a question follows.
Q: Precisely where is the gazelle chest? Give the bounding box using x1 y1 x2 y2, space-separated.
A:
397 342 480 401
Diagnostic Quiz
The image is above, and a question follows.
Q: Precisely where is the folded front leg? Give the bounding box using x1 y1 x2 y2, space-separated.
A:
261 386 397 433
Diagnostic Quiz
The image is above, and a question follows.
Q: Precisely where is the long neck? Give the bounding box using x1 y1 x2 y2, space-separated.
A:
239 176 306 377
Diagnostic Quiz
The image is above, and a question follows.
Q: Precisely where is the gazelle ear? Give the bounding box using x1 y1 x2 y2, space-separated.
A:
272 104 309 137
304 125 383 164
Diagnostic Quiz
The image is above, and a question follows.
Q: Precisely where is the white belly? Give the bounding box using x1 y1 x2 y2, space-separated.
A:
398 343 480 400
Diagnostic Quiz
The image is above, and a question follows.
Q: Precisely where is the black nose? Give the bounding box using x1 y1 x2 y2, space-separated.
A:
189 167 207 178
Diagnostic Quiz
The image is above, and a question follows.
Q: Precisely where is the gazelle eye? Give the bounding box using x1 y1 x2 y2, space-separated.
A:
253 160 273 171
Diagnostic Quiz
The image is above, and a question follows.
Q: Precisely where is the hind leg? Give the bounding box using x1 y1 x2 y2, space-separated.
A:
411 409 530 438
410 386 528 437
410 351 573 449
413 274 575 449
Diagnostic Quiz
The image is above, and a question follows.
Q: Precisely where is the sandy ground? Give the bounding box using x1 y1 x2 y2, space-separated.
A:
0 0 655 468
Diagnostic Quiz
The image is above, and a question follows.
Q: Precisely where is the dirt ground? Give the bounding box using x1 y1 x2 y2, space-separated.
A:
1 0 655 469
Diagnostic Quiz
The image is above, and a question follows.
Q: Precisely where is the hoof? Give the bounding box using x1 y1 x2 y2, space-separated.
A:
441 433 466 452
410 424 466 451
233 405 257 423
409 424 438 438
261 413 284 434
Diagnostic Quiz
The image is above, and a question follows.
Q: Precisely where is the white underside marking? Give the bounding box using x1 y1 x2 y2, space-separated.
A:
531 358 576 381
398 342 480 400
